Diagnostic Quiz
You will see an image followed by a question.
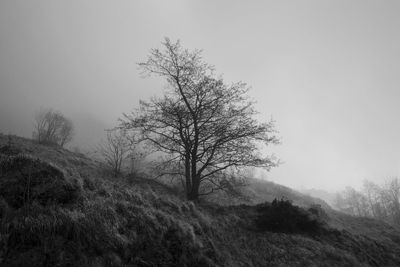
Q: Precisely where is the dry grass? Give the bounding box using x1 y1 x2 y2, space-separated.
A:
1 133 400 266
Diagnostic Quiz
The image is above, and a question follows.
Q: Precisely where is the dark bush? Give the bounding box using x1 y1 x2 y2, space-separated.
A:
0 144 23 156
0 155 81 208
255 198 324 234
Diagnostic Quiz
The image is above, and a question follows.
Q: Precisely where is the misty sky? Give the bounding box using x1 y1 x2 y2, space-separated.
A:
1 0 400 192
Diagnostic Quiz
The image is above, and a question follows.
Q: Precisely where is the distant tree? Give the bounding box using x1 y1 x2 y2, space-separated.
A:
335 186 369 217
32 108 74 147
98 129 131 177
381 178 400 224
363 180 387 219
126 142 145 175
121 38 279 201
335 178 400 225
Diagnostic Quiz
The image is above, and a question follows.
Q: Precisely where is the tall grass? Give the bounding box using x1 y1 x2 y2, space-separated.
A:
2 135 400 267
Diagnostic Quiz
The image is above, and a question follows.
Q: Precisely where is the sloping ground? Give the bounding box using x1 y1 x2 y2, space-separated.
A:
207 177 332 210
1 134 400 266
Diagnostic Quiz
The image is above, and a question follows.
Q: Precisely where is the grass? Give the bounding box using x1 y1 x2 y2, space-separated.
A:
1 133 400 266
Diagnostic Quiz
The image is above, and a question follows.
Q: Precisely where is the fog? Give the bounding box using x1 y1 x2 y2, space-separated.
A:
1 0 400 192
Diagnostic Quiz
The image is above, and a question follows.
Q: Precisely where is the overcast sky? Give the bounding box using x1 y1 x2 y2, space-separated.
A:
1 0 400 191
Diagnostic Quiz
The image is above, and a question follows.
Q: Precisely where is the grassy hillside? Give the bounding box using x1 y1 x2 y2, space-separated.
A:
1 134 400 266
207 177 332 210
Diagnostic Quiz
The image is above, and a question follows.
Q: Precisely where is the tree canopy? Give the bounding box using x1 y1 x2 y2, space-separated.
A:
121 38 279 200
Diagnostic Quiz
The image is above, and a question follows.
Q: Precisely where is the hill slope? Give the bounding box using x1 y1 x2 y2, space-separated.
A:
1 134 400 266
207 177 332 210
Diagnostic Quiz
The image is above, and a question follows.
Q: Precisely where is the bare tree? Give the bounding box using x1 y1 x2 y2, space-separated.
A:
363 180 378 217
121 38 279 201
32 108 74 147
381 178 400 224
98 129 131 177
335 178 400 225
334 186 370 217
126 143 145 175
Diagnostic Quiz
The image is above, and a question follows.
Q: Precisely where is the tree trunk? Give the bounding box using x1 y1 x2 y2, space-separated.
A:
187 176 200 201
185 153 192 199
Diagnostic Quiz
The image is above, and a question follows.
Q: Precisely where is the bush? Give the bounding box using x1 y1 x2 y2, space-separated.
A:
0 155 81 208
255 198 324 234
0 144 22 156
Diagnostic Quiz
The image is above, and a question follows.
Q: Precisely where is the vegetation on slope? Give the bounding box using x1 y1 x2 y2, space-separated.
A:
1 134 400 266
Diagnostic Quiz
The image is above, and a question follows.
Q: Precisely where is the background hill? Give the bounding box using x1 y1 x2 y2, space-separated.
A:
1 134 400 266
299 188 337 207
207 178 332 210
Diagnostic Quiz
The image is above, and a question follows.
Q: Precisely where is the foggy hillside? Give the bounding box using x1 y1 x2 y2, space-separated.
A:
300 188 337 207
1 134 400 266
2 2 400 266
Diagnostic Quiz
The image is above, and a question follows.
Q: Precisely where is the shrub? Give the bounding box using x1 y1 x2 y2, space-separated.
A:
0 144 22 156
0 155 81 208
255 198 324 234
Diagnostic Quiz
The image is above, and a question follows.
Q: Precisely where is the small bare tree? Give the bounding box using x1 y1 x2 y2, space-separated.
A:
381 178 400 224
32 108 74 147
126 143 145 175
335 178 400 225
334 186 369 217
363 180 386 219
98 129 131 177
